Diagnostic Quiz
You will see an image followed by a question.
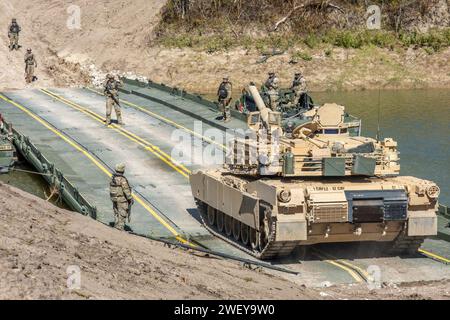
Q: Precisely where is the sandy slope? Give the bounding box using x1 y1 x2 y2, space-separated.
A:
0 182 449 300
1 0 449 93
0 1 89 90
0 182 312 300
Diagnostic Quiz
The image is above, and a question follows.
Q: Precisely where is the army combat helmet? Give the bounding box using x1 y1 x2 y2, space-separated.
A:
115 163 126 173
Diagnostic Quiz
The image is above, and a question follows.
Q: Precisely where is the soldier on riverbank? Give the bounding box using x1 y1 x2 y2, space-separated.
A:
217 76 232 122
24 48 37 84
109 163 133 231
8 19 21 51
104 74 124 125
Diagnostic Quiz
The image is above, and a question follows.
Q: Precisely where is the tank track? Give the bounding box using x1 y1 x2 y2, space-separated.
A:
196 200 299 260
388 232 425 255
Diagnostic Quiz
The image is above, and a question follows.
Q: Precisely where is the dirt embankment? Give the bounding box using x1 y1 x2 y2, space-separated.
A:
1 182 450 300
0 0 449 93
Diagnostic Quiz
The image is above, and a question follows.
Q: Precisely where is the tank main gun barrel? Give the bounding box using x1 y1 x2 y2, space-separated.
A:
248 83 270 129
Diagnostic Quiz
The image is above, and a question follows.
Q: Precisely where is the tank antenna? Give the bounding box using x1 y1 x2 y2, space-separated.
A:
376 88 382 142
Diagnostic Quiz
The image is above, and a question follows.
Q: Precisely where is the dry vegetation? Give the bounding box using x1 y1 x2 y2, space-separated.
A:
156 0 450 53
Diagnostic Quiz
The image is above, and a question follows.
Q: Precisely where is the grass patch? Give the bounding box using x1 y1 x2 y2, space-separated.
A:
156 28 450 54
292 51 313 61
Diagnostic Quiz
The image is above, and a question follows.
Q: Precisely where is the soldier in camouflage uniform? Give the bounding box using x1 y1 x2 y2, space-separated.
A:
109 163 133 231
291 72 307 105
264 72 275 91
24 48 37 84
8 19 21 51
104 74 124 125
266 73 280 111
217 76 232 122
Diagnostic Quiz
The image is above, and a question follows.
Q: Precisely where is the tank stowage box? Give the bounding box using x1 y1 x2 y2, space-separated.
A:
190 84 439 259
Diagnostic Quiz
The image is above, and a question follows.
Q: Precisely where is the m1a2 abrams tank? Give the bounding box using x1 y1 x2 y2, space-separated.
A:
190 83 440 259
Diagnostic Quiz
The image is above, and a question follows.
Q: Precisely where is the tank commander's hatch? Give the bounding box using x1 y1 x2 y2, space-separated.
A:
316 103 345 127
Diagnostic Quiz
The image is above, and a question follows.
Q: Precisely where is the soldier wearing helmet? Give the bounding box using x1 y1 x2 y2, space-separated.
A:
8 18 21 51
104 74 124 125
109 163 133 230
24 48 37 84
217 76 232 122
291 72 307 106
265 72 280 111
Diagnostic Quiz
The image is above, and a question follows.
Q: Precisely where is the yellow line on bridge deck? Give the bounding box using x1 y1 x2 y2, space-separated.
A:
418 249 450 264
85 87 227 151
311 250 365 283
40 89 191 179
0 93 192 246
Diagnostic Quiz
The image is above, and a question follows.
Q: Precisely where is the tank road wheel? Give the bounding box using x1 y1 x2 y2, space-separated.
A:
225 215 233 236
232 219 241 241
216 211 225 233
241 224 250 246
197 200 207 220
259 220 270 250
207 206 216 226
250 228 260 251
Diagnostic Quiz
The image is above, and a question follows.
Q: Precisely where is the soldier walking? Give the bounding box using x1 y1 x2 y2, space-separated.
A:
104 74 124 125
291 72 307 105
217 76 232 122
109 163 134 231
8 18 21 51
24 48 37 84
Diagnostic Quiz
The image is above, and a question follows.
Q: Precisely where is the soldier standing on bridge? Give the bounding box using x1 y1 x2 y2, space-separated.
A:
24 48 37 84
104 74 124 125
266 72 280 111
217 76 232 122
8 18 21 51
109 163 134 231
291 72 307 105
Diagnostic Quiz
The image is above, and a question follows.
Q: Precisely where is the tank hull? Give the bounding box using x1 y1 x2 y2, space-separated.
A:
190 170 438 259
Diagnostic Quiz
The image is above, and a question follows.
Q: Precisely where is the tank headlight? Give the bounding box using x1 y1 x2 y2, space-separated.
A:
278 189 292 203
426 185 440 199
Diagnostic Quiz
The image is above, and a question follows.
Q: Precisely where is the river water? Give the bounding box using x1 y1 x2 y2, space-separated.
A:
2 89 449 205
312 89 449 205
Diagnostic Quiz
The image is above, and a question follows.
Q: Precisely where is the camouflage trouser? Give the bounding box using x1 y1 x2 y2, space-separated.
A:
113 200 129 231
25 64 35 83
106 96 122 124
8 33 19 50
267 90 279 111
219 99 231 122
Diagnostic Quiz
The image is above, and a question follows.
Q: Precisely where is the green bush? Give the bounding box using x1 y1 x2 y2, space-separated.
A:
157 27 450 54
293 51 312 61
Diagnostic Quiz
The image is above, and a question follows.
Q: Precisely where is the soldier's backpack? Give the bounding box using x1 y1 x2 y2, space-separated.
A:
218 83 228 100
10 24 20 34
109 175 124 202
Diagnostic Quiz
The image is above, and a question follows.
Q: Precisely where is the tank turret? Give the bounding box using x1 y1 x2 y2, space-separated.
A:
228 84 399 178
